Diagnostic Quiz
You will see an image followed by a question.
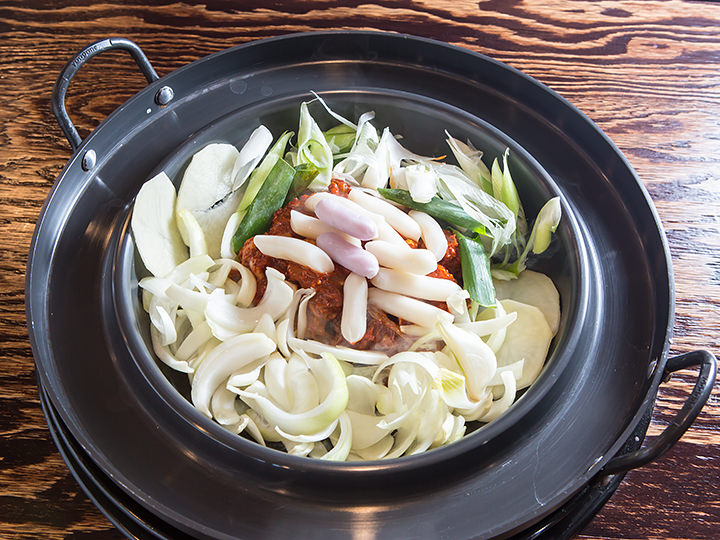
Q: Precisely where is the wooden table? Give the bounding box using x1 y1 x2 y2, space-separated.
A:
1 1 718 538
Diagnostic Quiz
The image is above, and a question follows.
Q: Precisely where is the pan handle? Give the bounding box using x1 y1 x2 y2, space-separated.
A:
602 349 716 476
51 38 159 151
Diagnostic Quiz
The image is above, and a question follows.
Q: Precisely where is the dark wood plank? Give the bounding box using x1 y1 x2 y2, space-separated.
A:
1 1 718 539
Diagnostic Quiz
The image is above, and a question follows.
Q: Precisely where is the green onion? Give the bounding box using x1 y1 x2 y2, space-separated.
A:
231 158 295 253
503 196 562 275
324 124 356 154
491 149 521 218
456 231 495 307
284 163 319 204
378 188 487 236
235 131 293 222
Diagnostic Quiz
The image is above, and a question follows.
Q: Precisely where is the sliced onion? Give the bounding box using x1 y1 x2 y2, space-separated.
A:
286 353 320 413
175 321 213 362
235 353 348 436
264 352 292 410
346 410 389 450
478 371 516 423
288 335 387 365
205 268 293 340
190 332 276 417
211 386 242 425
150 326 194 373
457 311 517 337
438 320 497 401
319 411 352 461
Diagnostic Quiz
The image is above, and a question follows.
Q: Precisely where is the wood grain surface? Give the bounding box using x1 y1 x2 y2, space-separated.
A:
1 1 719 539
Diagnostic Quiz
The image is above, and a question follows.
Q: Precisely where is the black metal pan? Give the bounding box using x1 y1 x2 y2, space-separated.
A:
27 33 716 539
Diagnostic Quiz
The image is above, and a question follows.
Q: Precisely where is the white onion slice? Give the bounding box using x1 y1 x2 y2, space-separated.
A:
211 386 242 425
286 354 320 413
231 125 273 190
346 410 389 450
288 336 387 365
319 411 352 461
220 212 242 258
458 312 517 337
191 332 276 417
235 353 348 436
212 258 256 307
264 352 292 410
175 321 213 362
150 326 194 373
253 235 334 273
148 299 176 346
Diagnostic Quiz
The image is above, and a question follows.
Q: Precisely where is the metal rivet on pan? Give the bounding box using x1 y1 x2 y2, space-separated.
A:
81 149 96 171
154 86 174 106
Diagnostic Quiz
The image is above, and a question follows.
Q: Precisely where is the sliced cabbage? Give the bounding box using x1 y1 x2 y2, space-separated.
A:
175 143 244 258
131 171 188 277
493 270 560 335
438 320 497 401
445 133 492 194
205 268 293 340
296 102 333 190
495 299 553 389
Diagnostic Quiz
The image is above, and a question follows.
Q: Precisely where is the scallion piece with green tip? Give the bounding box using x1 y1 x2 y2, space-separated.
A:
285 163 320 204
456 231 495 307
231 158 295 253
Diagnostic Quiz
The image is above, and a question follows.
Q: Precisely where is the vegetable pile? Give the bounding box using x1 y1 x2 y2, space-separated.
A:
131 96 562 461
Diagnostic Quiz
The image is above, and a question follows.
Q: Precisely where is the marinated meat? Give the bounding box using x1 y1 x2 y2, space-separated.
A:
427 264 456 283
329 177 351 197
405 238 419 249
351 306 414 355
439 231 462 283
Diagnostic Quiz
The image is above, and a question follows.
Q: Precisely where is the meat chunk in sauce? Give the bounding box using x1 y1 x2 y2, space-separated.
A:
439 230 462 283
